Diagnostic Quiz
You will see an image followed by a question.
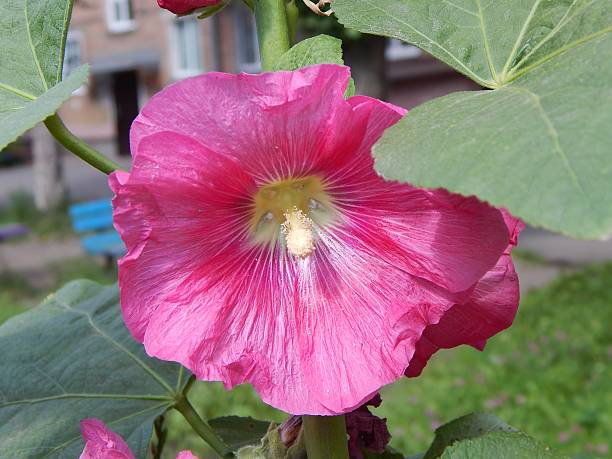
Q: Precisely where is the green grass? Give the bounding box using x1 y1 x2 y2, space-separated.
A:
378 262 612 458
0 191 72 239
0 258 117 324
162 263 612 458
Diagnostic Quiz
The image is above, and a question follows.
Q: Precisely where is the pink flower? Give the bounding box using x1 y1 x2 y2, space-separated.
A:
110 64 521 415
79 419 198 459
157 0 221 14
79 419 134 459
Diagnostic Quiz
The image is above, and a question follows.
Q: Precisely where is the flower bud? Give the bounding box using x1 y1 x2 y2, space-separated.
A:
157 0 221 15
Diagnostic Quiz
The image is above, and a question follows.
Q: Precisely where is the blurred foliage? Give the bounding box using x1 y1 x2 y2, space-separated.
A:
0 257 117 322
0 191 72 238
380 262 612 459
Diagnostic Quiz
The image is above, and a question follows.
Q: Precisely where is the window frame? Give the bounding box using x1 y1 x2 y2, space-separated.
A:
105 0 136 34
385 39 423 61
233 5 260 73
170 16 204 80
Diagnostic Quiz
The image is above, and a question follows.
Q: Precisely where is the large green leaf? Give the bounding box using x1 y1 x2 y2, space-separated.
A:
274 34 356 96
0 280 189 459
333 0 612 239
439 432 567 458
0 0 88 150
423 413 516 459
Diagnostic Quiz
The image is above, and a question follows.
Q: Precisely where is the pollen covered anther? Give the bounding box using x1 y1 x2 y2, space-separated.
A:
281 207 316 258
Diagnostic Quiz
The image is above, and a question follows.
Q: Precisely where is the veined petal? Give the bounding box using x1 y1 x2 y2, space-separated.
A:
406 211 523 377
112 132 255 341
140 222 459 415
131 65 352 185
79 419 135 459
324 96 510 292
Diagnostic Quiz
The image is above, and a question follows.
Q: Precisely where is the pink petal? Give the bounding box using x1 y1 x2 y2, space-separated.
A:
111 132 255 341
405 212 523 377
176 452 199 459
324 96 510 292
157 0 220 14
131 65 352 184
79 419 135 459
138 218 460 414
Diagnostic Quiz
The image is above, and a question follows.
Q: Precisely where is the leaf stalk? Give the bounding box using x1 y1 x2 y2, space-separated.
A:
43 114 122 175
174 396 234 458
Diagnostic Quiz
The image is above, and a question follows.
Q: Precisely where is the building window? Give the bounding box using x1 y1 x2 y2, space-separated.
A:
171 17 203 79
63 31 86 95
105 0 136 34
233 5 260 73
385 39 422 61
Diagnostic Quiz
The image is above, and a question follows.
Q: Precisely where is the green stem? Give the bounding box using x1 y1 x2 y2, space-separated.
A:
175 396 234 458
302 415 350 459
44 114 122 175
253 0 292 70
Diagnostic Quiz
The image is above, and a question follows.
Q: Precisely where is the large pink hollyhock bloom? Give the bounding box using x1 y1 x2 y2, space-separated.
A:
157 0 220 14
110 64 522 415
79 419 198 459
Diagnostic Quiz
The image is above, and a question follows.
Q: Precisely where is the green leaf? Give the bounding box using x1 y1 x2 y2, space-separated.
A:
274 34 345 70
0 280 188 459
439 432 567 459
333 0 612 239
423 413 517 459
0 0 89 150
274 34 356 97
209 416 272 451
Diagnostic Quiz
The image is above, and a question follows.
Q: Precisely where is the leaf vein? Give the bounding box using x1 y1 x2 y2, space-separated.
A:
506 86 586 197
24 0 48 91
509 0 599 76
0 81 36 100
345 0 493 87
474 0 498 83
52 296 177 396
0 393 173 408
501 0 544 77
442 0 477 17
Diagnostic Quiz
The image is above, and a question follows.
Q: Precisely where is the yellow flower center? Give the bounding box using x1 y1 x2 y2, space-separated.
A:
250 176 334 258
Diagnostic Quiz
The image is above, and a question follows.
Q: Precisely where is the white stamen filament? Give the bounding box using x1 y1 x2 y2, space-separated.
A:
281 207 315 259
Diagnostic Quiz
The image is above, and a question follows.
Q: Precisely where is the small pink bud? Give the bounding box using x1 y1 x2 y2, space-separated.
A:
157 0 221 14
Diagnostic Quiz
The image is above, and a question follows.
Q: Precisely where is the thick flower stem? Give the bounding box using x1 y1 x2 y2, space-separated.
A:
253 0 292 71
175 396 234 458
302 415 350 459
43 114 122 175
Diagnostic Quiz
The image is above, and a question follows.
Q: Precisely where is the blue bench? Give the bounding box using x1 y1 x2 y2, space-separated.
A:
69 199 126 259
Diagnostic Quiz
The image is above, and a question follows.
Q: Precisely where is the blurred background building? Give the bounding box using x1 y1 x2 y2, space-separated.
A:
48 0 478 160
1 0 478 207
